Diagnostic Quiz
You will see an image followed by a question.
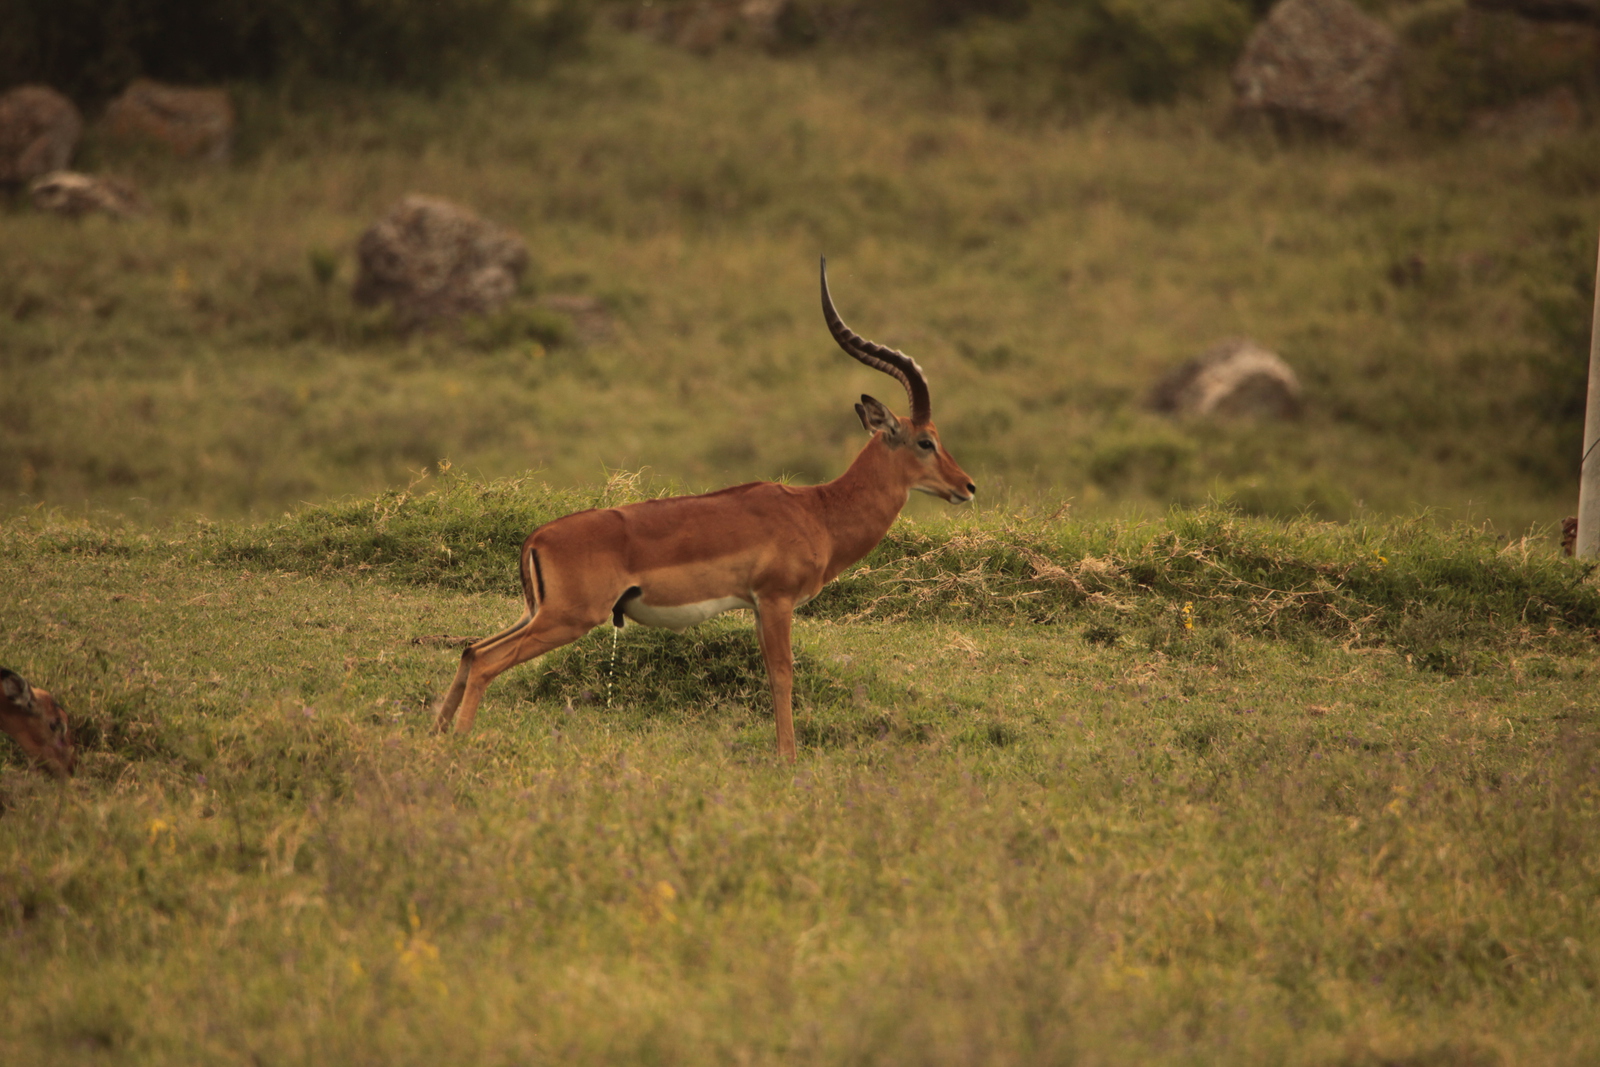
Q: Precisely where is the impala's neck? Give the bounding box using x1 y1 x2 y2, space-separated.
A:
812 434 913 577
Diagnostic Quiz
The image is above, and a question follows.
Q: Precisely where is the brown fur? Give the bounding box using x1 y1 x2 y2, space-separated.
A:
433 405 974 760
0 668 76 777
434 270 976 760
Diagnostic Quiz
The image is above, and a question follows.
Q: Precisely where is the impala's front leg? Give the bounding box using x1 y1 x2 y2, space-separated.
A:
754 597 798 761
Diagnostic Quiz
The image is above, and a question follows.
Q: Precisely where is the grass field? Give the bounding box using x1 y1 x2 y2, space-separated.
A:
3 496 1600 1064
5 17 1600 1066
3 30 1597 531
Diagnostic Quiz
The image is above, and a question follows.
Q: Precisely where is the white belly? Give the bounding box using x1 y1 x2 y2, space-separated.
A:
622 595 753 632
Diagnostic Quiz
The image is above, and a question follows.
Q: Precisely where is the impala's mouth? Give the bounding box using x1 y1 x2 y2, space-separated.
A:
911 481 976 503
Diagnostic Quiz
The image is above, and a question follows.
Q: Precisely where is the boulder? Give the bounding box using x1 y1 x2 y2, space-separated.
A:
102 79 234 161
1232 0 1401 132
1148 340 1303 419
353 195 530 328
29 171 147 218
0 85 82 186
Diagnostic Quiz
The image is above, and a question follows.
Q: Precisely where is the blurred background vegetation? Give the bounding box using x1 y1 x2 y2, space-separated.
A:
2 0 1598 534
0 0 592 100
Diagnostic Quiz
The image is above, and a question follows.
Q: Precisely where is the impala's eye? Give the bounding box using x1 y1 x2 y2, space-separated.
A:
918 439 936 452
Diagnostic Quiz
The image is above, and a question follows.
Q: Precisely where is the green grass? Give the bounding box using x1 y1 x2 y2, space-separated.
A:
3 29 1596 531
5 19 1600 1063
3 487 1600 1063
18 469 1596 668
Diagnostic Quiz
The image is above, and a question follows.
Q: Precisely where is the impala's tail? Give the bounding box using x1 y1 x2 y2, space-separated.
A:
520 543 545 614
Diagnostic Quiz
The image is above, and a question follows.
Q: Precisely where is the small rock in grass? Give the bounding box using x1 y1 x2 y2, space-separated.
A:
353 195 530 330
1148 339 1302 420
29 170 147 218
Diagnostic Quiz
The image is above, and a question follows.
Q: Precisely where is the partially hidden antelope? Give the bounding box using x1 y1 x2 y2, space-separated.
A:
1 667 76 777
433 259 976 759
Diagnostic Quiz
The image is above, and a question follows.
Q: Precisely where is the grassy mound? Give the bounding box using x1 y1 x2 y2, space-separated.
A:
9 472 1596 677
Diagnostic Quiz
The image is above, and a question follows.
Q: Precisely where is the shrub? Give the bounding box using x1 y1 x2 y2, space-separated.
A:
1400 6 1600 134
0 0 592 102
925 0 1254 113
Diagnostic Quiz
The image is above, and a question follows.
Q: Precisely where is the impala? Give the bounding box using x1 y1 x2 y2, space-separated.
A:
433 259 976 759
1 667 76 777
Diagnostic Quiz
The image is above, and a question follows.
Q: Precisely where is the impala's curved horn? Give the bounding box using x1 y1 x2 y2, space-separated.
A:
821 258 932 426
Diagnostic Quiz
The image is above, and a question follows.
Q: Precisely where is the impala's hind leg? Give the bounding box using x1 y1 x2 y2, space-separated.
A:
433 610 602 734
433 613 529 732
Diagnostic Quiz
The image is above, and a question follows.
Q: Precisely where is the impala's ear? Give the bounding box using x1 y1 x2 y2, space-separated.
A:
855 394 904 441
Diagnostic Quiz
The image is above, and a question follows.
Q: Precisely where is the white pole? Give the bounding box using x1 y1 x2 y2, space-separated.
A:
1577 227 1600 558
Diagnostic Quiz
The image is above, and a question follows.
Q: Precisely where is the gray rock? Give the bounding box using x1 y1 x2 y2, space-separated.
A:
102 79 235 161
29 171 147 218
0 85 82 186
1233 0 1401 131
1149 340 1302 419
353 195 530 328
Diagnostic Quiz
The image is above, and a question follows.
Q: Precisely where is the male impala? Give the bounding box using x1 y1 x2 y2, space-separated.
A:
433 260 976 759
